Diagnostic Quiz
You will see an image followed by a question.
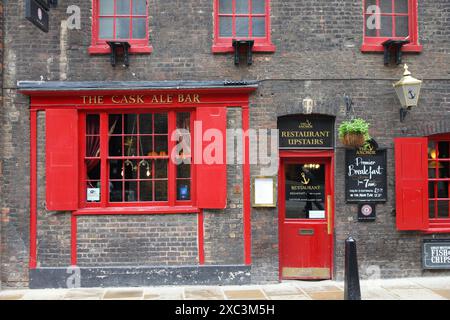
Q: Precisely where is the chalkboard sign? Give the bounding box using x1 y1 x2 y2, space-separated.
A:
423 239 450 269
345 146 387 202
278 115 335 149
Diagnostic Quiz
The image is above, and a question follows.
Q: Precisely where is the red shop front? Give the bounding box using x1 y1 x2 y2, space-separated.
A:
19 81 257 287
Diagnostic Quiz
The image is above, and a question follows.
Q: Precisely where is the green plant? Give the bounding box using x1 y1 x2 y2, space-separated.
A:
338 118 371 141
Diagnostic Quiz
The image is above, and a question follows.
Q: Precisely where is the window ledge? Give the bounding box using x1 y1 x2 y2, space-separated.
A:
74 206 199 216
361 43 423 53
212 43 276 53
88 45 153 55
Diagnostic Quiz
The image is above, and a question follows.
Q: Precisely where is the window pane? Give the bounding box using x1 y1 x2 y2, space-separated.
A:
109 136 123 156
86 136 100 157
124 136 137 156
395 0 409 14
86 160 100 180
139 114 153 134
140 181 153 201
177 163 191 179
219 0 232 14
109 114 122 134
155 136 168 154
117 18 131 39
236 17 249 37
436 201 450 218
380 16 392 37
138 160 152 178
395 16 409 37
429 182 436 199
219 17 232 37
154 114 168 133
155 181 168 201
155 160 168 179
139 136 153 155
438 142 450 159
429 200 436 219
252 0 265 14
123 160 138 179
125 181 137 201
236 0 249 14
109 159 123 179
99 0 114 15
110 181 123 202
252 17 266 37
86 114 100 135
124 114 137 134
380 0 392 13
177 112 190 130
365 15 378 37
177 180 191 201
117 0 131 14
365 0 377 11
438 162 450 179
132 18 146 39
132 0 147 15
99 18 114 39
437 181 449 198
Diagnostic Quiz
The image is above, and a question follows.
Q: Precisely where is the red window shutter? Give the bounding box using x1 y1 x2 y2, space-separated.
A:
394 137 429 231
195 107 227 209
45 109 79 211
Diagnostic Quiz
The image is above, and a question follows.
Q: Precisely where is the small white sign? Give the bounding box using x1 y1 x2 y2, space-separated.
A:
309 210 325 219
253 177 275 207
87 188 100 202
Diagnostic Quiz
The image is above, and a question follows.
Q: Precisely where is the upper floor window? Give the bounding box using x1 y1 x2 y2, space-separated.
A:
212 0 275 53
89 0 152 54
362 0 422 52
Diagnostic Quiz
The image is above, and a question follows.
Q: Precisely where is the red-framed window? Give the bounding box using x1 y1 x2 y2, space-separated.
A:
212 0 275 53
427 136 450 221
395 136 450 233
81 110 193 207
89 0 152 54
361 0 422 52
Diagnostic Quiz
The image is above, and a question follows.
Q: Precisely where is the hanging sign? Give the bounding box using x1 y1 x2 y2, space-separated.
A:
25 0 49 33
345 143 387 202
423 240 450 269
278 115 335 149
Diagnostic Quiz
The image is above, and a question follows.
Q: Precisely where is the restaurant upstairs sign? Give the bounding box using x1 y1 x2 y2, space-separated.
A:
278 115 335 149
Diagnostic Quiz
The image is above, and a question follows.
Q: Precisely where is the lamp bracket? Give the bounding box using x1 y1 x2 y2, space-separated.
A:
232 39 254 66
400 107 411 122
382 39 410 65
107 41 131 67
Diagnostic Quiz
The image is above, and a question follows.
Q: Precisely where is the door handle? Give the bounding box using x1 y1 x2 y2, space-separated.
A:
327 195 332 235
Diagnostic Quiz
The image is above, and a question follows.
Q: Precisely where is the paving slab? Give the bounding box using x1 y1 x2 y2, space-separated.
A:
268 294 311 300
306 291 344 300
431 289 450 300
144 287 184 300
380 278 423 290
63 288 105 300
0 290 27 300
388 288 447 300
184 287 225 300
223 289 267 300
21 289 67 300
103 288 144 300
360 287 399 300
410 277 450 290
262 284 303 296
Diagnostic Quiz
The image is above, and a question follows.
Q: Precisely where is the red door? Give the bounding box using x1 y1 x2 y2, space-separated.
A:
279 153 334 279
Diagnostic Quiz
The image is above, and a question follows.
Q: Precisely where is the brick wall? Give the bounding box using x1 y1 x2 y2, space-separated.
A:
1 0 450 287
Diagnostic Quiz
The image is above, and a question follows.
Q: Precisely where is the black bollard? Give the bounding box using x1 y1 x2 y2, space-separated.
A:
344 236 361 300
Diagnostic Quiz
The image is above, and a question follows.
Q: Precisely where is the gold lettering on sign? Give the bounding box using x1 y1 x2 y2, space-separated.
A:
178 94 200 103
82 94 201 105
82 96 104 104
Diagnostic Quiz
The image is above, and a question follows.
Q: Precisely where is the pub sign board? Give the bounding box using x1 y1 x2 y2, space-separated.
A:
278 115 335 149
26 0 49 33
345 145 387 202
423 239 450 270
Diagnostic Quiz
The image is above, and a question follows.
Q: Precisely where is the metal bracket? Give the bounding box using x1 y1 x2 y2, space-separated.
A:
400 107 411 122
232 39 254 66
382 39 410 65
107 41 131 67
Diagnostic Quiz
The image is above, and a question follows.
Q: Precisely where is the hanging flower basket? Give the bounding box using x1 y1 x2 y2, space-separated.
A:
338 118 370 149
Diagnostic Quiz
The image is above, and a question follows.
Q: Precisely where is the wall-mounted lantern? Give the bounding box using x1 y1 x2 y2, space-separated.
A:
393 64 422 122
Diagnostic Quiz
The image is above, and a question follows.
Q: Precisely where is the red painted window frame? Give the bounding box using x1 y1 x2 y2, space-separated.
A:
361 0 422 53
426 134 450 232
89 0 152 54
79 109 195 210
212 0 276 53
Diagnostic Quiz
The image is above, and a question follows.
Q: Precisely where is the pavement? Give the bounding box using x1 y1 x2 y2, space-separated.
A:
0 277 450 300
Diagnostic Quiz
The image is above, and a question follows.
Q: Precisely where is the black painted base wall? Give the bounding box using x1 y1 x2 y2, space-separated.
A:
29 265 251 289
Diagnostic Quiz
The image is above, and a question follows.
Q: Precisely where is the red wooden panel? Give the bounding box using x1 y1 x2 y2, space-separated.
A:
46 109 79 211
195 107 227 209
395 137 429 230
